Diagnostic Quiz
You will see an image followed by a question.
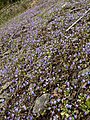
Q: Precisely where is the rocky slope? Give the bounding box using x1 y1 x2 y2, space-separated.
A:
0 0 90 119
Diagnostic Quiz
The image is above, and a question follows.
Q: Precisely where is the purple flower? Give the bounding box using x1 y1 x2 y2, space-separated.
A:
55 87 58 91
52 111 55 115
79 60 82 63
84 111 88 115
75 104 78 107
50 100 53 105
66 82 70 87
74 114 77 119
66 65 69 69
53 106 57 109
15 68 18 76
86 95 90 99
0 82 2 86
68 117 72 120
66 104 72 109
85 42 90 55
2 68 7 74
31 91 36 96
22 105 27 110
53 100 57 104
57 98 60 102
78 66 81 69
36 47 41 54
57 108 60 112
10 87 14 93
15 107 19 112
81 73 85 76
82 79 85 83
85 72 89 75
82 47 85 52
12 113 15 117
29 116 33 120
87 81 90 85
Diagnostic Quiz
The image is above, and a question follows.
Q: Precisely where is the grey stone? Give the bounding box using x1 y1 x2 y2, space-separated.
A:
33 93 50 115
78 67 90 76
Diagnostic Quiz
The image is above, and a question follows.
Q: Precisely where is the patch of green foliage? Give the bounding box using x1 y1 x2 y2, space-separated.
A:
0 0 21 9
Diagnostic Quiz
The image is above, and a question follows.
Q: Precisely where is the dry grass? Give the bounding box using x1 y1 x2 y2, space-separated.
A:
0 0 39 26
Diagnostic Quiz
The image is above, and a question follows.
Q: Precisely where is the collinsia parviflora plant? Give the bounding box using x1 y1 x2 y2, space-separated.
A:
0 0 90 120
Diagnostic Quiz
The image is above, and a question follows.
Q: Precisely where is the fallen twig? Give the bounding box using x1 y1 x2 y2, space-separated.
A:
66 8 90 32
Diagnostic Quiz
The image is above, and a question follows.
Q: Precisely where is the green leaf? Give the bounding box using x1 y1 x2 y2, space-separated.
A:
72 117 75 120
85 98 90 109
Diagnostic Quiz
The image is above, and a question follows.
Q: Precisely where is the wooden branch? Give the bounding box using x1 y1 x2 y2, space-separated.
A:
66 8 90 32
